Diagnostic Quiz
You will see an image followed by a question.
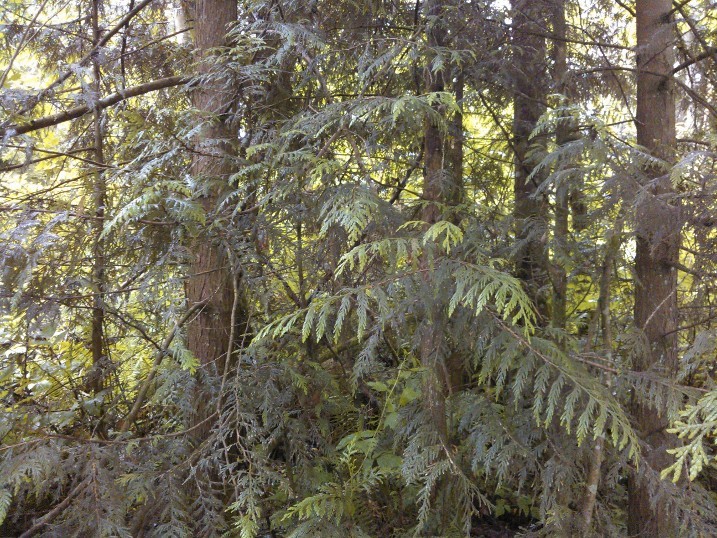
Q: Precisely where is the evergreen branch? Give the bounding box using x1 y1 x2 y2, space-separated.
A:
488 310 638 456
0 145 110 171
0 413 220 451
1 75 189 138
0 0 52 90
0 205 174 226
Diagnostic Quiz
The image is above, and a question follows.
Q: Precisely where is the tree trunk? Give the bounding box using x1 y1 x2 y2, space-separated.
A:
629 0 681 535
88 0 108 407
186 0 246 428
510 0 550 322
550 0 573 330
420 0 463 440
422 0 462 225
187 0 237 371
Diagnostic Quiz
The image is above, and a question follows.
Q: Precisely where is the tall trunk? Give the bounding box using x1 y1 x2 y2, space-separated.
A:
186 0 245 420
88 0 107 403
447 68 464 213
629 0 681 534
579 230 620 531
186 0 248 441
511 0 550 322
553 0 587 235
420 0 463 441
550 0 572 330
422 0 461 225
446 68 464 393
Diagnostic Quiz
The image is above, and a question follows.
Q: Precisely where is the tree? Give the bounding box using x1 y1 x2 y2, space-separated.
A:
183 0 251 446
510 0 551 322
629 0 682 534
420 0 464 445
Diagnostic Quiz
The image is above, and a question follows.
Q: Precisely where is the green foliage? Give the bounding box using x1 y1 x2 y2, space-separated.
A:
663 389 717 483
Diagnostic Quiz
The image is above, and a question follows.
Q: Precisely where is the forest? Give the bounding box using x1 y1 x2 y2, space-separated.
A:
1 0 717 536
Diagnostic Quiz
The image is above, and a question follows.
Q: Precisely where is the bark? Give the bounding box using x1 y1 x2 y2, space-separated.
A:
422 0 462 225
447 69 464 214
185 0 248 436
87 0 108 407
551 0 570 330
628 0 681 535
548 1 586 316
510 0 551 322
420 0 463 441
548 4 612 528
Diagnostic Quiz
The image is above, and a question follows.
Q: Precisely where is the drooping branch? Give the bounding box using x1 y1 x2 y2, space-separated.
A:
1 76 189 138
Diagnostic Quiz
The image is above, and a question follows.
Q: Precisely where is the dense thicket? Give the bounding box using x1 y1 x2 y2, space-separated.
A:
2 0 717 536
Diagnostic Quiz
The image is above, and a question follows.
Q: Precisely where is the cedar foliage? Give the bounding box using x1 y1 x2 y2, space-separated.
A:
2 0 717 536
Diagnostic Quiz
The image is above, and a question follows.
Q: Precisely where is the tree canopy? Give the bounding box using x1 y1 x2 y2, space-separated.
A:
2 0 717 536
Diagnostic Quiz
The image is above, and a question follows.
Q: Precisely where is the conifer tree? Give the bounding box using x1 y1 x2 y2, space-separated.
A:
629 0 682 533
510 0 551 321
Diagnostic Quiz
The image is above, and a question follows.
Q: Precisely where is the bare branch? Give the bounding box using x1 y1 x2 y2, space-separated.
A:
672 46 717 74
1 76 189 138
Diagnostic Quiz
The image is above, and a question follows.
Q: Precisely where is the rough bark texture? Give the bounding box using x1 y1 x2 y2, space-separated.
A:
186 0 244 379
510 0 550 322
628 0 681 535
